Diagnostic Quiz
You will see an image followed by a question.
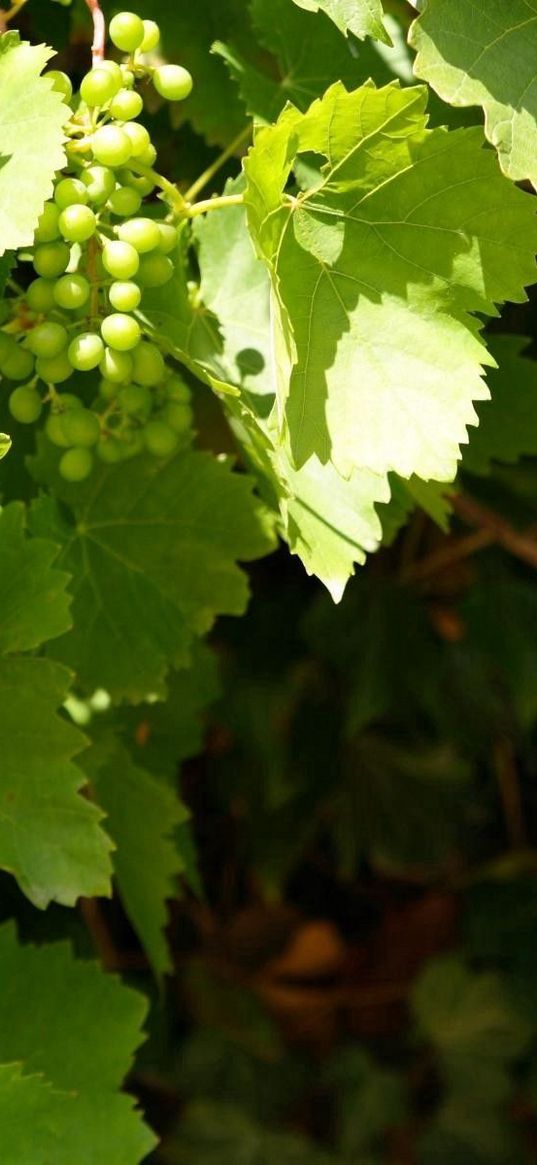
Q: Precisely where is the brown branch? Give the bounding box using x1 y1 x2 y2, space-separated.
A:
450 492 537 572
401 527 495 585
493 736 527 851
84 0 105 64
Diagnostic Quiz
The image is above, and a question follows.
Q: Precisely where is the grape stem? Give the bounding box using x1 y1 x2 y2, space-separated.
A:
186 194 245 218
184 125 252 203
84 0 106 66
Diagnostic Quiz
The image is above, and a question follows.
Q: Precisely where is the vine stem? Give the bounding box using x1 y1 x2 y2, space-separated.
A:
184 125 252 203
0 0 30 27
186 193 245 218
84 0 105 65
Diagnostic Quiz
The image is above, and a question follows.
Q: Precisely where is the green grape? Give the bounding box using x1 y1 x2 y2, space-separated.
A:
58 204 97 243
122 122 151 158
117 216 160 254
36 352 73 384
1 344 35 381
54 177 89 209
143 419 178 457
160 400 193 433
26 277 56 313
137 252 173 288
33 241 70 278
92 125 132 168
34 201 60 243
131 340 165 386
81 165 116 206
140 19 160 52
80 67 121 108
9 386 42 424
59 446 94 482
98 60 123 86
109 11 145 52
61 407 101 446
121 68 135 87
98 377 119 401
108 280 141 312
46 70 73 102
109 88 143 121
153 64 193 102
101 313 141 351
157 222 178 253
120 427 145 459
102 239 140 279
97 435 124 463
26 321 68 359
120 169 155 197
53 273 90 311
118 383 151 418
99 346 133 383
68 332 105 371
107 185 142 217
46 394 82 446
165 374 191 402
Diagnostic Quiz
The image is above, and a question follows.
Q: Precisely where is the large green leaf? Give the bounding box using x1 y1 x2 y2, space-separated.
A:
410 0 537 188
244 82 537 483
0 502 71 653
291 0 390 44
0 33 67 255
0 924 155 1164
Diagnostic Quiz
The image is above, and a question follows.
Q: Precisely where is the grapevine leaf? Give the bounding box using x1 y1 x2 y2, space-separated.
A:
462 336 537 475
410 0 537 188
83 733 189 977
0 33 67 255
168 1101 336 1164
0 502 71 653
29 447 275 702
244 82 537 483
325 1047 406 1158
0 924 156 1164
291 0 390 44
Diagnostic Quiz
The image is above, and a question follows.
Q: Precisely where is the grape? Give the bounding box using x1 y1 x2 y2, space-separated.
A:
120 169 155 197
98 60 123 86
26 321 69 359
120 427 145 459
102 239 140 279
47 70 73 101
92 125 132 167
137 252 173 288
117 216 160 254
107 185 142 217
58 204 97 243
99 347 133 383
53 273 90 311
101 313 141 351
61 407 101 447
34 202 60 243
109 11 145 52
109 88 143 121
81 165 116 206
1 344 35 381
97 435 124 463
36 352 73 384
98 377 119 401
138 142 157 168
131 340 165 386
118 383 151 418
140 19 160 52
59 446 94 482
157 222 178 254
33 241 70 278
80 67 121 107
9 386 42 424
109 280 141 312
46 393 82 446
160 400 193 433
68 332 105 371
26 277 56 313
153 64 193 102
123 122 151 157
165 374 191 403
54 178 89 209
143 419 178 457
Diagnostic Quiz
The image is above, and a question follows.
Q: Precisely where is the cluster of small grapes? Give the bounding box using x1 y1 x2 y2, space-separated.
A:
0 11 194 482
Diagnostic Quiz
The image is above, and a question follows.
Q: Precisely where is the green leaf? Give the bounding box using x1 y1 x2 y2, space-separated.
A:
244 82 537 483
0 33 67 255
410 0 537 188
291 0 390 44
326 1047 406 1157
0 923 156 1164
462 336 537 475
0 502 71 653
169 1101 335 1164
29 447 275 702
83 733 188 977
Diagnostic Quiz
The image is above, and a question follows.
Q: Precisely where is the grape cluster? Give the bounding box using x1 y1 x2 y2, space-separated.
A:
0 12 194 482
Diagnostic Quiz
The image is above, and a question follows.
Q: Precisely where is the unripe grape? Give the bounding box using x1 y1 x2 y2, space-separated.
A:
98 60 123 86
99 347 133 383
97 435 124 463
92 125 132 168
101 313 141 351
1 344 35 381
59 446 94 482
160 400 193 433
26 321 69 359
157 222 178 253
55 177 89 209
9 386 42 424
117 216 160 254
27 277 56 314
144 419 178 457
107 185 142 217
33 241 70 278
98 377 120 401
61 407 101 447
140 19 160 52
34 201 60 243
109 88 143 121
46 394 82 445
59 204 97 243
138 142 157 168
122 122 151 157
47 70 73 102
121 427 145 459
120 169 155 197
108 280 141 312
165 374 191 402
109 11 145 52
68 332 105 371
118 383 151 418
131 340 165 386
121 68 135 87
53 273 90 311
137 252 173 287
36 352 73 384
102 239 140 280
80 67 121 107
153 64 193 102
81 165 116 206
